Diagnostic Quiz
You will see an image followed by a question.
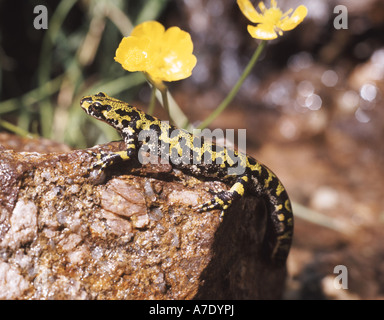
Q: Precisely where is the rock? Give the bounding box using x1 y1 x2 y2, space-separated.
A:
0 134 287 299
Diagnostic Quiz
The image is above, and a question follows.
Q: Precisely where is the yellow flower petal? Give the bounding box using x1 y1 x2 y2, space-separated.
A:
130 20 165 40
114 21 196 83
237 0 308 39
247 24 278 40
237 0 263 23
162 27 194 55
264 7 283 24
258 1 267 12
114 36 151 72
280 5 308 31
151 26 196 82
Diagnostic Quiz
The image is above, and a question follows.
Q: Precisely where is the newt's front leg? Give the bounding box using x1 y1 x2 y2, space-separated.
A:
87 149 135 173
87 127 138 174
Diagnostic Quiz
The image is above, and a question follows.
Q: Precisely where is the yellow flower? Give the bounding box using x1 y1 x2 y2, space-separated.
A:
237 0 307 40
115 21 197 87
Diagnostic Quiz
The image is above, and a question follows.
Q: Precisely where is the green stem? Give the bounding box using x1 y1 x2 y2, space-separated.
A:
292 201 350 235
0 119 36 138
148 84 157 115
198 40 266 129
154 89 192 130
144 74 191 129
160 88 171 123
0 74 64 115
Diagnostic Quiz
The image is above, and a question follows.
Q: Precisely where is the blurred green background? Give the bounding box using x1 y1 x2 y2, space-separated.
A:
0 0 170 147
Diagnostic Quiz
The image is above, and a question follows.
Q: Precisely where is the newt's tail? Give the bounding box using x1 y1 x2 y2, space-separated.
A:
266 187 294 265
247 159 294 265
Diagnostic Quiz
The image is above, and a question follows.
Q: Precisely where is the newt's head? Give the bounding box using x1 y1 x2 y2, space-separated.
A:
80 92 135 130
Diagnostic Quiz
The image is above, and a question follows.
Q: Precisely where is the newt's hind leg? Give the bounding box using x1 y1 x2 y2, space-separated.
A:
195 174 249 217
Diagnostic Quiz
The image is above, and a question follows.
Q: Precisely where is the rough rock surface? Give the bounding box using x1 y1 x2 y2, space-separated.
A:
0 134 287 299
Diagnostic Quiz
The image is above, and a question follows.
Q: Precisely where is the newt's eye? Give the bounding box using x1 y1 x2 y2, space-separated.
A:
87 102 104 116
92 101 103 110
95 92 106 97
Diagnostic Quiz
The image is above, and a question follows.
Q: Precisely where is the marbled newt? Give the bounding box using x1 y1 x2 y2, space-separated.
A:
81 92 293 264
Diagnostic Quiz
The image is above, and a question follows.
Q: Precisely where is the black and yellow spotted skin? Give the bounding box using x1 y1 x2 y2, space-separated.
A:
80 92 293 264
